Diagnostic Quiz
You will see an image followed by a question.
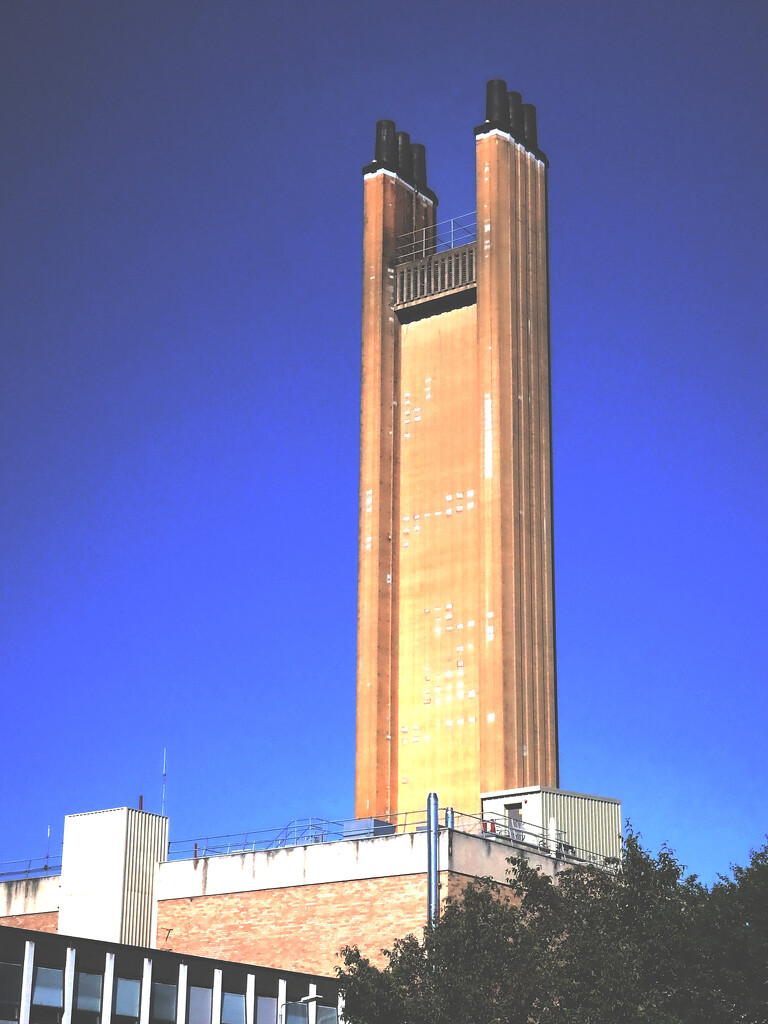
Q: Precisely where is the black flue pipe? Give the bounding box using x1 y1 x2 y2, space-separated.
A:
411 144 427 190
397 131 413 180
485 79 509 127
374 119 397 166
508 91 523 139
522 104 538 150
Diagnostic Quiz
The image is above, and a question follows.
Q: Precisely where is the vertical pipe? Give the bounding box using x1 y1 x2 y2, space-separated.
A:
444 807 455 830
485 79 509 127
427 792 439 928
522 104 538 150
374 120 397 166
507 91 523 140
396 132 413 181
548 815 558 857
411 144 427 191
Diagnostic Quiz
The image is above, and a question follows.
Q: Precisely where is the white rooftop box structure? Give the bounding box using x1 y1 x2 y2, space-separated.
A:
480 786 622 864
58 807 168 946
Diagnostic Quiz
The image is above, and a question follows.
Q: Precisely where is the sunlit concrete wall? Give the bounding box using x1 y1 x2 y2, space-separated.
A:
395 304 483 814
0 875 60 931
154 829 563 974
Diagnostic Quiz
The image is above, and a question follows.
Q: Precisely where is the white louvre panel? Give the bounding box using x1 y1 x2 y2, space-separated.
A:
121 809 169 946
540 789 622 865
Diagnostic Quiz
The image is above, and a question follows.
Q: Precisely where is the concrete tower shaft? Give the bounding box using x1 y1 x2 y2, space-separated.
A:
356 83 558 819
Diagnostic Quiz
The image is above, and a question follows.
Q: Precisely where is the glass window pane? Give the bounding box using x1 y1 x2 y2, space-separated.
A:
0 963 23 1003
115 978 141 1018
151 983 177 1022
188 987 212 1024
33 968 64 1008
221 994 244 1024
284 1005 308 1024
316 1010 337 1024
76 973 102 1013
255 996 276 1024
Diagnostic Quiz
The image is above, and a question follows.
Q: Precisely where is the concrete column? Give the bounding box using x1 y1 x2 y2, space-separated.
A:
212 970 222 1024
277 979 286 1024
19 940 34 1024
140 959 152 1024
355 161 437 819
102 953 115 1024
63 947 76 1024
245 975 255 1024
176 964 188 1024
474 124 557 794
307 984 317 1024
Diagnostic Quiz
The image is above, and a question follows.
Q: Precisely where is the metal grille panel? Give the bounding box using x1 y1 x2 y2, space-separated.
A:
394 243 476 306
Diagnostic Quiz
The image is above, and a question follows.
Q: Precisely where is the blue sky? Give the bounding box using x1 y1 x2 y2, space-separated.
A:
1 0 766 886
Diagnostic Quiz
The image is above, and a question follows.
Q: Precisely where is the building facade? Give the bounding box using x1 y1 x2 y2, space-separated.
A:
0 797 621 978
0 926 340 1024
356 80 559 819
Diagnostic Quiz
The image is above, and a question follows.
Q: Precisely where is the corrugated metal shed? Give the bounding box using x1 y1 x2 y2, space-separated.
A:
481 786 622 864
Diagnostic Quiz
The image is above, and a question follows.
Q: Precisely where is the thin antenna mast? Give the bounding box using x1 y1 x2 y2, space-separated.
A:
161 748 167 816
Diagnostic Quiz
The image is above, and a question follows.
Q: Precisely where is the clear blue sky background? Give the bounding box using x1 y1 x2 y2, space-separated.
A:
1 1 766 886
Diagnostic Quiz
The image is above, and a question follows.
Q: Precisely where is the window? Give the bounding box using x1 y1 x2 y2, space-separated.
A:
0 961 23 1022
221 993 245 1024
316 1010 338 1024
151 983 177 1023
114 978 141 1021
33 969 63 1009
283 1004 308 1024
255 996 277 1024
188 987 212 1024
76 973 102 1013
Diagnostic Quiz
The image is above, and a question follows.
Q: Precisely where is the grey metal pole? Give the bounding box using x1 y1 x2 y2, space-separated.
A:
427 792 439 928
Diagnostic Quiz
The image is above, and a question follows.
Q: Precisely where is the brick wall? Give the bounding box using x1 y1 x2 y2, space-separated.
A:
0 911 59 933
157 871 482 976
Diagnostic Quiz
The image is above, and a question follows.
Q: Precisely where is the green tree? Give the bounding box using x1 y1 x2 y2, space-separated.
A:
337 832 768 1024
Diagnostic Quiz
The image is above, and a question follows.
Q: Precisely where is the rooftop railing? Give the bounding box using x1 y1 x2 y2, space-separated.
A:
0 810 615 879
0 855 62 881
164 807 614 868
395 212 477 264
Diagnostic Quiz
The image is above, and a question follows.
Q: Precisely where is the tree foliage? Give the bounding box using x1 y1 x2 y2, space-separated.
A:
337 832 767 1024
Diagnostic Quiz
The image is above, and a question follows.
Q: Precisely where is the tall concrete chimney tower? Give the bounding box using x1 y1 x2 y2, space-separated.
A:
356 80 558 818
